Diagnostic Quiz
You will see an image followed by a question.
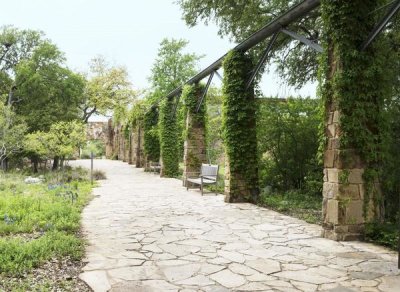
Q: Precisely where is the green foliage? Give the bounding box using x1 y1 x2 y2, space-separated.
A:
365 222 399 250
0 231 84 275
222 50 259 202
24 121 86 160
14 42 84 132
319 0 394 219
206 87 224 164
81 139 105 159
257 97 322 195
146 38 202 169
82 56 135 123
159 97 179 177
144 106 160 162
260 190 322 224
0 104 27 166
182 83 206 128
0 170 92 275
149 38 202 97
177 0 320 88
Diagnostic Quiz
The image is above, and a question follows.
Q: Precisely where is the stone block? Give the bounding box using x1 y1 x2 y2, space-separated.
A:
324 150 335 168
323 169 328 182
345 200 364 225
333 110 340 123
325 200 339 224
336 150 363 169
348 169 364 184
327 169 339 183
323 182 338 199
334 225 348 234
327 124 335 138
338 184 360 200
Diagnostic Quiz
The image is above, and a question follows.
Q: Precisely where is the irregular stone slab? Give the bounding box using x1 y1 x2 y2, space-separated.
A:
358 261 400 276
142 280 181 291
349 271 383 280
237 282 271 291
291 280 318 292
161 263 201 282
325 285 357 292
176 275 215 286
378 275 400 292
199 263 225 275
274 270 335 285
229 263 258 276
107 266 163 281
159 244 201 257
79 270 111 292
217 250 245 263
245 259 281 274
209 269 247 288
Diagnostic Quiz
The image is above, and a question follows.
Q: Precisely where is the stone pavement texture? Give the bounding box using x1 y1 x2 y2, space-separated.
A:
71 160 400 292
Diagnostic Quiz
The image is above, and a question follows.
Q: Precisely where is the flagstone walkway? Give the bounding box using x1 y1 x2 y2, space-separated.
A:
71 160 399 292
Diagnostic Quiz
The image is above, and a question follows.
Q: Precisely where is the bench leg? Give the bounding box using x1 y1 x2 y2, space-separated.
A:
201 184 203 196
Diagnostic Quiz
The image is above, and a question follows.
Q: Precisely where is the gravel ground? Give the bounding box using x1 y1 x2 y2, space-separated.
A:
0 257 92 292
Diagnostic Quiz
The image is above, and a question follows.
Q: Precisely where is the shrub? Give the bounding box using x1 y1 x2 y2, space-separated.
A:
92 170 106 180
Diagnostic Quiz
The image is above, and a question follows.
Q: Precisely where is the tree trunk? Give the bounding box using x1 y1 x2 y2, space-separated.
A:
52 156 59 171
32 158 38 173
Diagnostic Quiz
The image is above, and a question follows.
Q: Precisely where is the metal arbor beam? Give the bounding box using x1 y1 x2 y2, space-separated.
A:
281 28 323 52
246 32 280 90
163 0 321 100
196 71 214 112
361 0 400 51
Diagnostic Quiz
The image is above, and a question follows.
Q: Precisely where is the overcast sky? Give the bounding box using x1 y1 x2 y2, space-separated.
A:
0 0 316 98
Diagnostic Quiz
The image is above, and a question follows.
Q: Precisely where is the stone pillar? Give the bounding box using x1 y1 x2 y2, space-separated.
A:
128 131 134 165
183 85 207 186
222 50 259 203
320 0 386 241
105 119 114 159
322 109 367 241
135 125 145 168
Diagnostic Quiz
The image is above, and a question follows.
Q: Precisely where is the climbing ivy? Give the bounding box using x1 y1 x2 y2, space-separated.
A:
144 106 160 162
182 83 206 130
159 97 179 177
222 50 259 203
319 0 393 219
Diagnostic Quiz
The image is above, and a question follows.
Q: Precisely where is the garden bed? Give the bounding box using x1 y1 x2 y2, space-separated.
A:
0 168 93 290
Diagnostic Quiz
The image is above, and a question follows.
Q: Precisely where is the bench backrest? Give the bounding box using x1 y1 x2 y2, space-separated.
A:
201 164 219 181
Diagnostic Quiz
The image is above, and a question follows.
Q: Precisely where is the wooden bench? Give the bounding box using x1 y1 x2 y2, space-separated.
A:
149 161 161 173
186 164 219 196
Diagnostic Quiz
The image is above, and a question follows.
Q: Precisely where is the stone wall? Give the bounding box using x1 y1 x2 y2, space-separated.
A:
105 119 144 167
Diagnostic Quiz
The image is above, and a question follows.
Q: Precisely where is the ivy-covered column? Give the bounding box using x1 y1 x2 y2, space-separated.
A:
105 118 114 159
182 84 207 186
159 97 179 177
320 0 389 240
222 50 259 203
144 106 160 168
135 125 145 168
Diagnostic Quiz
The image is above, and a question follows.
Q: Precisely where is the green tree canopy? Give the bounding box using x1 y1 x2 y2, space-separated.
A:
81 56 136 123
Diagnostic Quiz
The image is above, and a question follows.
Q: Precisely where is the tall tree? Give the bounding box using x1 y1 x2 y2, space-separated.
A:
0 26 44 105
81 56 135 123
148 38 202 176
149 38 201 99
13 42 84 132
0 103 27 170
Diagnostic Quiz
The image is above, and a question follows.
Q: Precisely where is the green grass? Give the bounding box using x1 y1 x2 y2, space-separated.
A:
0 170 92 276
259 190 322 224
